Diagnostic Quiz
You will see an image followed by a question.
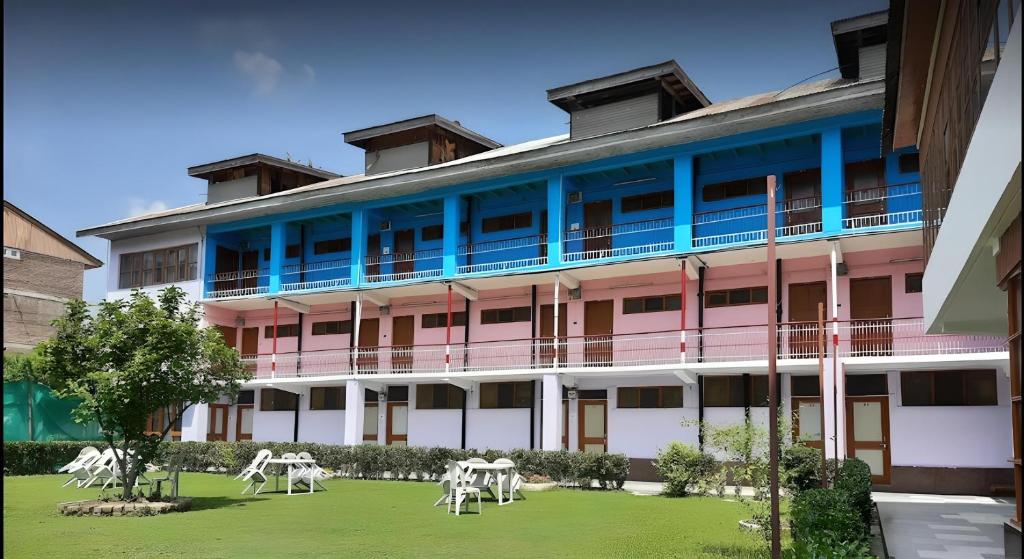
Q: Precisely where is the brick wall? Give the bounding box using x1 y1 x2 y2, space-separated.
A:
3 250 85 349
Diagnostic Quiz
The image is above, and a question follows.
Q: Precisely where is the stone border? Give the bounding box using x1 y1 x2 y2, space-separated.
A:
58 498 192 517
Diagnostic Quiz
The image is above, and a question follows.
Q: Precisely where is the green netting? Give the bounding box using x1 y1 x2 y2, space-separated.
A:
2 381 102 441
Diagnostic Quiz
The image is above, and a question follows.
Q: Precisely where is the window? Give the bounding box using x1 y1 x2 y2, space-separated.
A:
144 402 184 440
617 386 684 408
749 375 769 407
898 153 920 174
705 287 769 308
901 370 998 406
260 388 298 411
702 177 768 202
905 273 923 293
311 320 352 336
479 382 534 409
845 374 888 396
621 190 673 213
480 306 531 325
623 294 681 314
387 386 409 402
703 375 768 407
421 312 468 329
237 390 255 405
481 212 532 233
264 324 300 338
263 244 302 260
421 224 444 241
310 387 345 410
791 376 821 397
416 384 465 410
313 238 351 255
118 244 198 289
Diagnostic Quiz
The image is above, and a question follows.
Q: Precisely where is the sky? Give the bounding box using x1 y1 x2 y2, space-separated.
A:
3 0 887 302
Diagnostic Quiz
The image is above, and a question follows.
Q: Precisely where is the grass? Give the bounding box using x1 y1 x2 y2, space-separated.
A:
3 473 772 558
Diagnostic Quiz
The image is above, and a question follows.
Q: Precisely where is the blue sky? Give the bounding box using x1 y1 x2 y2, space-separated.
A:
3 0 886 301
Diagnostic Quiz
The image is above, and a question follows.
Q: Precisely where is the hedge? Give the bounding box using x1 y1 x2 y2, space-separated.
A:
3 440 629 489
789 457 874 555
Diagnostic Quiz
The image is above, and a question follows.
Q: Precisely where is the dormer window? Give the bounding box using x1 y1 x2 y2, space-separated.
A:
343 115 500 175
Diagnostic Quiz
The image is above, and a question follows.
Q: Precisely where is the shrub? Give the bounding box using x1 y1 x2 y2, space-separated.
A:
655 442 718 497
834 458 873 526
790 487 866 544
782 443 824 495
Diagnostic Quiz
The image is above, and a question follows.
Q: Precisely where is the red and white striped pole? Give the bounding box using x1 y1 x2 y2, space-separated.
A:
272 300 279 379
680 258 687 361
445 284 453 373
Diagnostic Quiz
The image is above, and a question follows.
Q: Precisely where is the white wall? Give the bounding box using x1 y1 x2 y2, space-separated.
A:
298 409 346 444
179 403 208 441
887 370 1013 468
464 383 532 450
407 384 463 448
252 410 295 442
106 228 203 302
606 380 699 459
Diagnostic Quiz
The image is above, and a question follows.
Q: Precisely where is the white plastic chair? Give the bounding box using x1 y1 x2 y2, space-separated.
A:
434 472 452 506
494 458 525 500
59 446 99 474
282 452 314 492
446 461 481 516
237 449 272 495
61 447 101 487
465 457 496 499
296 451 328 491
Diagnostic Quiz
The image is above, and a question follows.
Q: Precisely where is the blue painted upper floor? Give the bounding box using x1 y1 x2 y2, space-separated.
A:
202 111 922 299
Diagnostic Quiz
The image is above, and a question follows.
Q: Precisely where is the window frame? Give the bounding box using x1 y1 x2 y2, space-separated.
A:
480 306 532 325
264 324 300 338
617 386 684 408
900 370 998 406
309 386 346 410
481 212 533 234
705 286 769 308
701 176 768 202
622 294 682 314
905 272 923 293
621 190 674 213
260 388 299 411
311 320 352 336
421 312 468 329
118 244 199 289
421 224 444 242
479 381 534 409
415 384 466 410
313 238 351 255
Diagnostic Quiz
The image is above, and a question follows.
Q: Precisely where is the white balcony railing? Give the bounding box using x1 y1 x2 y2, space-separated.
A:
562 217 674 262
458 234 548 274
692 196 822 248
206 268 270 298
842 182 922 229
364 248 443 283
280 259 352 292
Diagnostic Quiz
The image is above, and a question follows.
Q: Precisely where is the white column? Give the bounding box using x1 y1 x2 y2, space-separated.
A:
343 379 365 445
180 402 209 441
541 373 562 450
822 358 846 460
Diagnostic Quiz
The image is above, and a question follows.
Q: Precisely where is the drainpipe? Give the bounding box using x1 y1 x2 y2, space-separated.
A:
460 385 467 450
530 379 537 449
293 393 300 442
679 258 687 362
348 301 356 370
296 311 304 377
697 265 706 450
463 298 471 371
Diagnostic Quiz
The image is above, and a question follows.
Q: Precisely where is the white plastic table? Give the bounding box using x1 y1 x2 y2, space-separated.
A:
458 461 517 505
265 458 317 495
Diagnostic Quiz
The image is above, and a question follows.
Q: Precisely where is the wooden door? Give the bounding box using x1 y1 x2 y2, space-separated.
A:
386 402 409 446
394 229 415 276
845 396 891 484
783 169 822 229
584 300 614 365
357 318 380 371
845 159 886 220
578 400 607 453
241 250 259 290
208 403 229 441
788 282 826 357
214 246 239 293
241 327 259 373
366 234 381 279
850 277 893 356
234 404 253 441
216 325 237 349
791 397 824 450
584 200 613 256
391 316 414 372
539 303 567 366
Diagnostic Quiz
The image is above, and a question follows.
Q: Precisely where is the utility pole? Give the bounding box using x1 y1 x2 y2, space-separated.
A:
767 175 781 559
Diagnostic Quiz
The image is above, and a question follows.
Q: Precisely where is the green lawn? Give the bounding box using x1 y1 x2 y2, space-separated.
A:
3 474 770 558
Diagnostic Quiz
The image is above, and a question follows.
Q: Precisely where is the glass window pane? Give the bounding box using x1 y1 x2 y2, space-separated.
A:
617 387 638 408
480 383 498 408
514 382 533 408
661 387 683 408
934 371 964 405
900 372 931 406
965 371 997 405
638 387 659 408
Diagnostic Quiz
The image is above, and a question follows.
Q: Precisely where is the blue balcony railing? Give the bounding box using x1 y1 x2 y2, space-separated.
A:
562 217 674 263
842 182 922 229
693 195 822 248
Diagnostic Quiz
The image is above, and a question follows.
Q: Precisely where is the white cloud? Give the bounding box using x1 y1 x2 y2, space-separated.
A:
233 50 284 95
128 198 168 217
301 64 316 83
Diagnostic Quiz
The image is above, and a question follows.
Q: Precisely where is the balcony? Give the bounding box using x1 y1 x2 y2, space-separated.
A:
692 195 822 249
280 259 352 292
364 248 443 283
207 268 270 298
842 182 922 230
458 234 548 274
562 217 674 263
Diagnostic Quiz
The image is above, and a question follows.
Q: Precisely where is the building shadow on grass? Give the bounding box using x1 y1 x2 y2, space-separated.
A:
189 496 270 511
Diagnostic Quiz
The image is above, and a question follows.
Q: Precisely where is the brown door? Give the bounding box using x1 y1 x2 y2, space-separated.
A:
394 229 415 276
214 246 239 293
240 327 259 373
784 169 822 230
358 318 380 371
208 403 229 441
850 277 893 356
235 404 253 441
791 396 824 450
216 325 237 349
845 159 886 220
584 200 613 257
539 303 567 366
788 282 827 357
386 402 408 446
578 400 607 453
845 396 892 484
391 316 414 372
584 300 614 365
241 250 259 290
366 234 381 280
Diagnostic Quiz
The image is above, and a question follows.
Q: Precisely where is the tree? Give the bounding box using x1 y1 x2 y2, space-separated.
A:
37 287 249 499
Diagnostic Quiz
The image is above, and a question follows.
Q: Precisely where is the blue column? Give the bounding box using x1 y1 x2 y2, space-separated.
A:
821 128 844 235
203 230 218 298
443 194 460 277
673 155 694 252
350 209 366 288
268 221 286 293
546 175 563 266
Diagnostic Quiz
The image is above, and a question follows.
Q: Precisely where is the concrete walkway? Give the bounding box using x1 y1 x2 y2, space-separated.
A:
875 492 1016 559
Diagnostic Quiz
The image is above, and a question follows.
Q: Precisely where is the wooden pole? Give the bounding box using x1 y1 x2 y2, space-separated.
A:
766 175 781 559
818 301 827 487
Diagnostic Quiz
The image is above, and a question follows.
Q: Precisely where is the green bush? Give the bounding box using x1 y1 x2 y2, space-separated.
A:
790 488 866 544
3 440 629 488
654 442 718 497
834 458 873 525
782 443 825 495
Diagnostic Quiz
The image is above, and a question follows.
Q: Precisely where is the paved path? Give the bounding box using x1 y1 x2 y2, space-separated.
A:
875 492 1016 559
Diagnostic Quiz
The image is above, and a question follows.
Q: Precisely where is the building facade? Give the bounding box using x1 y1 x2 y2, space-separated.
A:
4 201 102 353
883 0 1021 552
80 12 1014 496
